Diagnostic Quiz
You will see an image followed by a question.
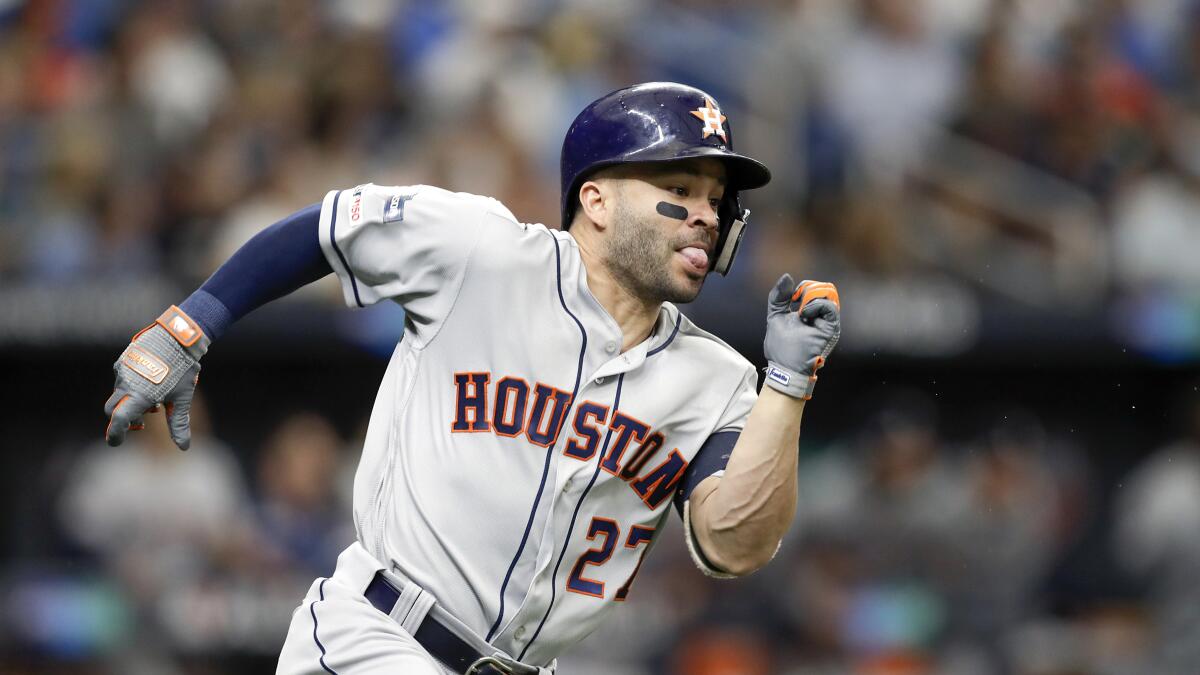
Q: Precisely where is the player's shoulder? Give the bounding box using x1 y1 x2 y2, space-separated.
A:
330 182 563 271
664 304 756 377
340 183 524 228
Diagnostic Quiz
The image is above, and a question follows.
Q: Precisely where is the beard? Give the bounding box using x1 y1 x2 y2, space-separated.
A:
603 197 705 304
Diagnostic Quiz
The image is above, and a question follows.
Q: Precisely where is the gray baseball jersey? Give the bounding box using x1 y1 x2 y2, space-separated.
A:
317 183 758 665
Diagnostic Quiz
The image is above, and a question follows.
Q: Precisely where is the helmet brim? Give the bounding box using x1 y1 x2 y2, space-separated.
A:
618 146 772 192
670 147 772 192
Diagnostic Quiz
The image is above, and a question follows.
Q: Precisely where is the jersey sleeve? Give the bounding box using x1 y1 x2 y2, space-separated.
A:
318 183 500 342
677 363 760 578
711 362 759 434
672 362 758 514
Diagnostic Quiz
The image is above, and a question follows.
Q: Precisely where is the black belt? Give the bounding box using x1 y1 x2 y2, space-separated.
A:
364 571 516 675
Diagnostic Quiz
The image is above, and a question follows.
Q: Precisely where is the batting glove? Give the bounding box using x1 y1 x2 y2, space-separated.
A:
763 274 841 400
104 306 209 450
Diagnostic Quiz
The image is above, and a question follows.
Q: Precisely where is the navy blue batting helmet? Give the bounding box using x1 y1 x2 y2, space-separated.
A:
560 82 771 275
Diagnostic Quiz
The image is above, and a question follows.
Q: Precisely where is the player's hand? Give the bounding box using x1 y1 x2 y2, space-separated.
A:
104 306 209 450
763 274 841 400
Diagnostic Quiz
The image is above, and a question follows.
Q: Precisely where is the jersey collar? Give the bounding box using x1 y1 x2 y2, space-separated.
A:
590 304 680 379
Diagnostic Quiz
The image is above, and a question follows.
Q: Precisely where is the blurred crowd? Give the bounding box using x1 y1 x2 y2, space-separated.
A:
3 0 1200 307
22 402 355 673
4 0 1200 673
566 385 1200 675
16 384 1200 675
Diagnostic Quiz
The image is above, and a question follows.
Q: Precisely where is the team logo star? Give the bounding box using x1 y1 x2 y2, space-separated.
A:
690 97 727 141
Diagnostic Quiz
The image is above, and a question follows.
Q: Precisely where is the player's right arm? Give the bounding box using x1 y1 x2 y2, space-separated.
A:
104 184 500 449
104 203 332 449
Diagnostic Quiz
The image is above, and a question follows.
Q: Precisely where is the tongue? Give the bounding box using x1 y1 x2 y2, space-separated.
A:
679 246 708 269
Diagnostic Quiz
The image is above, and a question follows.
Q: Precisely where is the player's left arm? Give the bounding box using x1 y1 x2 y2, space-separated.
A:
688 275 840 576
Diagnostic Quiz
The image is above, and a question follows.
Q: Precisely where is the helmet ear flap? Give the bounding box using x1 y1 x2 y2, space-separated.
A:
712 193 748 276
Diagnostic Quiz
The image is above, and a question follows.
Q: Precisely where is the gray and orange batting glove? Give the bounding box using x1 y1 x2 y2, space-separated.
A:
104 306 209 450
763 275 841 400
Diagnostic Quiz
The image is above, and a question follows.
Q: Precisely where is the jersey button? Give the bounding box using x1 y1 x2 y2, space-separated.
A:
604 341 617 354
594 376 606 385
515 626 527 640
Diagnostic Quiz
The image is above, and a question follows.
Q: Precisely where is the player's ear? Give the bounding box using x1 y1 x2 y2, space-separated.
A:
577 179 611 231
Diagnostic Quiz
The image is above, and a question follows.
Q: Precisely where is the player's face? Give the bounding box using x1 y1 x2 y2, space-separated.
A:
603 158 726 304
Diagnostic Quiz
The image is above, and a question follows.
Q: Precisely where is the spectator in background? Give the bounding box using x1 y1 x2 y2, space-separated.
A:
56 395 255 663
58 395 250 596
26 174 165 283
950 8 1037 160
789 391 962 665
417 89 560 226
944 410 1066 664
820 0 961 184
1105 9 1200 352
255 412 353 579
1028 11 1162 198
123 1 232 149
1113 384 1200 673
843 394 963 579
783 400 1094 674
1169 3 1200 111
669 626 774 675
1104 2 1200 305
1112 152 1200 294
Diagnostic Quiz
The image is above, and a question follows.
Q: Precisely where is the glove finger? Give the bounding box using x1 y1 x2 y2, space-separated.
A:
800 298 841 324
768 273 796 310
106 394 152 447
165 395 193 451
797 281 840 310
789 281 813 313
790 279 815 303
103 388 126 416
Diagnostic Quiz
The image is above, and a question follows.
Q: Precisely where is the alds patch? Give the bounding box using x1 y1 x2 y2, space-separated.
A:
383 193 415 223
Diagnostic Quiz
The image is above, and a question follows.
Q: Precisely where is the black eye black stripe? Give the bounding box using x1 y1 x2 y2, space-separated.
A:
656 201 688 220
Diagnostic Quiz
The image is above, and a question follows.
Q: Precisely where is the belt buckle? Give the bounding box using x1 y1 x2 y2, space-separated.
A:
465 655 514 675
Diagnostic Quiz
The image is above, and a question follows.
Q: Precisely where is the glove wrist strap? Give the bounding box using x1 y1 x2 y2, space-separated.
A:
764 362 816 400
154 305 210 359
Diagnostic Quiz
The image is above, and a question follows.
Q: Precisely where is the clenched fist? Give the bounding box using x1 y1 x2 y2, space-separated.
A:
763 275 841 400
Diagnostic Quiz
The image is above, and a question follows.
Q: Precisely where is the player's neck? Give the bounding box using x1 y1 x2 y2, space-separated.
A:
595 275 660 352
574 235 660 352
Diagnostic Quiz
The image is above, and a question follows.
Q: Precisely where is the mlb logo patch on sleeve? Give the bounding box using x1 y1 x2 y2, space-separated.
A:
383 193 415 223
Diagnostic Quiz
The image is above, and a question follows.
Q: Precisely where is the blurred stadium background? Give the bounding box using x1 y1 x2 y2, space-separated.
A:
2 0 1199 673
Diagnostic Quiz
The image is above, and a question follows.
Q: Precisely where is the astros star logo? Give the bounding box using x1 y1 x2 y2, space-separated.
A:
690 97 727 141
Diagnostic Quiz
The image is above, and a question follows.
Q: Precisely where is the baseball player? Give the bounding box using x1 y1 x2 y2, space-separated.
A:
103 82 841 674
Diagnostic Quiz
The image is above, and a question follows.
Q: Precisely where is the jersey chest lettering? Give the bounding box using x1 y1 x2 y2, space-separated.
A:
451 371 688 509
